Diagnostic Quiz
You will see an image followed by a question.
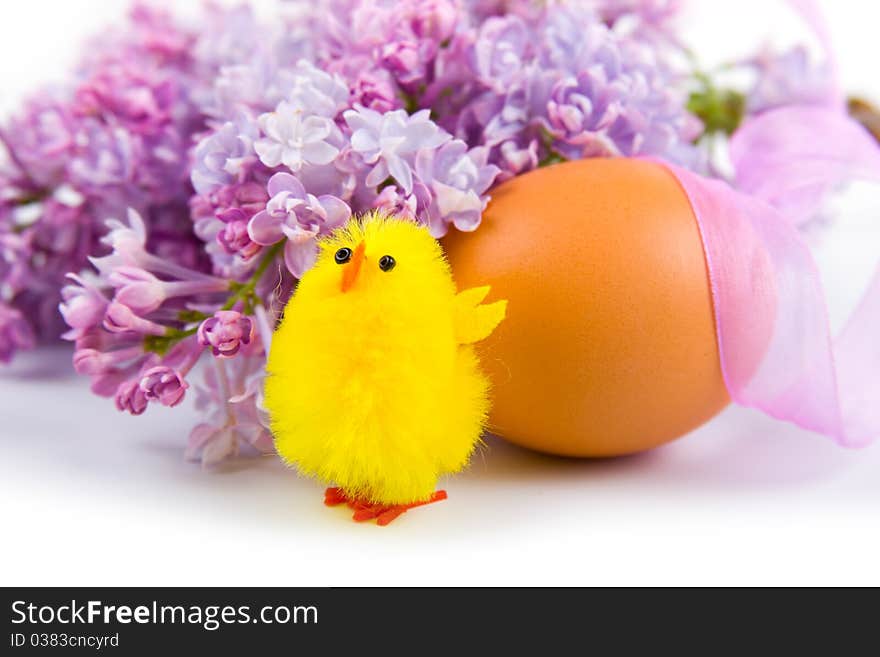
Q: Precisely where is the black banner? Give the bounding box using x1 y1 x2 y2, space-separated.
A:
0 587 868 652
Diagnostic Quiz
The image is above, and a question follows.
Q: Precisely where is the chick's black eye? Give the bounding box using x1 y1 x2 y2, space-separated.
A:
378 255 396 272
334 247 352 264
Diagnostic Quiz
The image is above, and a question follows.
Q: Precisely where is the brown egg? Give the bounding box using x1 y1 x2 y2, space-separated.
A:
443 158 731 457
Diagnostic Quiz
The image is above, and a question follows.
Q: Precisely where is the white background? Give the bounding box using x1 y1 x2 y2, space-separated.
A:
1 0 879 586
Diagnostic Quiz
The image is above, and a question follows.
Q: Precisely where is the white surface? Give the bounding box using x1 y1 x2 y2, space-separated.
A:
2 1 880 586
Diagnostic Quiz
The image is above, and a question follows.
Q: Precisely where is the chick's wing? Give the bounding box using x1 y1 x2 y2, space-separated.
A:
453 286 507 345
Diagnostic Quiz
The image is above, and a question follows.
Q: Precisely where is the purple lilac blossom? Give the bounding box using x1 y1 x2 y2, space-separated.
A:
255 102 343 171
191 116 260 194
415 141 499 236
62 209 233 421
198 310 255 359
344 106 451 193
457 6 702 178
0 4 212 363
248 172 351 276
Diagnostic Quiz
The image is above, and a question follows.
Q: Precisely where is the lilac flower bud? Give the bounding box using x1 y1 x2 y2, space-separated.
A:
215 181 270 216
350 69 400 113
381 41 424 87
73 348 109 376
109 267 167 315
197 311 255 358
103 301 168 336
410 0 458 42
93 209 149 273
115 379 149 416
58 274 108 332
139 366 189 407
73 344 144 376
216 210 261 260
497 139 539 178
372 185 421 220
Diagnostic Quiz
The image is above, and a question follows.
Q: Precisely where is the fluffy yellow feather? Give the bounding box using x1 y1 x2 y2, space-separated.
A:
264 211 506 510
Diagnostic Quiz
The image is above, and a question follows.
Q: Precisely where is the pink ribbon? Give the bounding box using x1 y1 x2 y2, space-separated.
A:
655 103 880 446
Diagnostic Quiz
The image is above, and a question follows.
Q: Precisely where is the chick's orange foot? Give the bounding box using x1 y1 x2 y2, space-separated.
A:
324 487 447 526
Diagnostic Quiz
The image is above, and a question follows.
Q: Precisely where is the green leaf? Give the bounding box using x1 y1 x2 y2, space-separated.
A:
687 83 746 137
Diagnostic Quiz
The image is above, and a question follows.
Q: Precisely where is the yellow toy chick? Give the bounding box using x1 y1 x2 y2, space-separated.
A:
265 211 506 525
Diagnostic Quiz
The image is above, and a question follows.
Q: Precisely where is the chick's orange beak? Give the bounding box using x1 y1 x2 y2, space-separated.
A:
340 241 365 293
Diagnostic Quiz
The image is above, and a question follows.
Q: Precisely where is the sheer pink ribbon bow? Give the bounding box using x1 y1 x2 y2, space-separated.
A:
652 0 878 446
655 103 880 446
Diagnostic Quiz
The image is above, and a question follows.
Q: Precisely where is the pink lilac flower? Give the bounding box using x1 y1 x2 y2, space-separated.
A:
255 102 343 171
131 338 201 412
211 62 287 118
415 141 499 236
91 209 217 286
216 209 262 261
409 0 458 42
107 266 228 315
107 268 169 314
371 184 426 220
72 64 176 136
198 310 254 358
0 96 75 187
471 16 530 90
190 181 270 277
248 172 351 276
73 344 144 377
191 116 260 194
115 379 149 415
0 4 210 362
59 273 108 337
187 351 273 465
347 67 401 113
103 301 169 336
63 209 240 418
284 61 350 118
344 105 451 193
140 365 188 407
381 41 427 89
456 4 701 177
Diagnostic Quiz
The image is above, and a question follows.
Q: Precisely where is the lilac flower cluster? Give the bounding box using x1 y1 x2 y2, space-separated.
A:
189 0 702 281
445 0 702 175
0 5 208 362
60 207 276 462
8 1 717 464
